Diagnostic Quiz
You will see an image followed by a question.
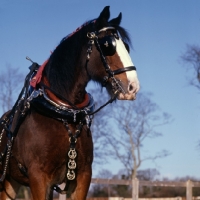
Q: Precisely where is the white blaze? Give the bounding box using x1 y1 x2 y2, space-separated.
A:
116 38 139 93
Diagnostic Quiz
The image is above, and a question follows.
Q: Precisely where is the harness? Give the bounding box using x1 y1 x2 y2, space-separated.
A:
0 25 137 194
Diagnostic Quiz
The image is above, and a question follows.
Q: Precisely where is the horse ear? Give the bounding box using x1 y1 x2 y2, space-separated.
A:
95 6 110 29
109 12 122 26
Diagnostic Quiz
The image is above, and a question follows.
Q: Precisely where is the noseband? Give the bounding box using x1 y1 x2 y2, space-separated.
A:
86 27 136 95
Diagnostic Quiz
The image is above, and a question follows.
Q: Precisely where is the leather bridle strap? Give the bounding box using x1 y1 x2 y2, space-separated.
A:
91 35 136 94
88 31 136 78
92 36 113 77
112 66 136 75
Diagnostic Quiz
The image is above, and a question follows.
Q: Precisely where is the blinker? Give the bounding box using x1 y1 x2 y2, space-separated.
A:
98 35 116 56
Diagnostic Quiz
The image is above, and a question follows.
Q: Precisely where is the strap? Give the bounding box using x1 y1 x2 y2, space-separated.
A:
42 77 90 109
30 60 48 88
40 82 78 109
53 184 70 195
112 66 136 75
88 92 117 116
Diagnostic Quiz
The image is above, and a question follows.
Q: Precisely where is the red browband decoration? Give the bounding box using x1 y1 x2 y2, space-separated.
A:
61 19 96 42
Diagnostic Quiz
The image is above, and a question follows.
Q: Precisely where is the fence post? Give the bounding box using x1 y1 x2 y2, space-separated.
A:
186 180 192 200
132 178 139 200
24 187 29 200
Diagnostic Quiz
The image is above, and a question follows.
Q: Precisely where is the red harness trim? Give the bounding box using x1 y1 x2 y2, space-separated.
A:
30 59 48 88
30 61 90 109
43 76 90 109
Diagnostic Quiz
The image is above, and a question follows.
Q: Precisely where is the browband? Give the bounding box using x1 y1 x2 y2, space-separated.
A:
98 27 115 33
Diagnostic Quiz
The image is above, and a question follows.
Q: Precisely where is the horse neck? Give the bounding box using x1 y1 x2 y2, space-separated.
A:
44 49 89 105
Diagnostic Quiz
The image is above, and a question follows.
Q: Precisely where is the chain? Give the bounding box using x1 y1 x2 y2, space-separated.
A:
63 120 83 180
0 138 13 182
110 76 126 95
0 128 5 148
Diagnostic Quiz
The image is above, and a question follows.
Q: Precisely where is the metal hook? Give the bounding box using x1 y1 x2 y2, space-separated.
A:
26 56 34 63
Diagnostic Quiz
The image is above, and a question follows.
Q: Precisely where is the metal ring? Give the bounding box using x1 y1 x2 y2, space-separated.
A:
69 137 77 143
87 32 96 39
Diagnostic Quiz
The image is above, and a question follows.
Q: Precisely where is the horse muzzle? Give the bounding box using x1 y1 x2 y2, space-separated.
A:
117 81 140 100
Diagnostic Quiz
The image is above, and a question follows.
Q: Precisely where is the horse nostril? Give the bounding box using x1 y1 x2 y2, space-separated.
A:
129 84 134 92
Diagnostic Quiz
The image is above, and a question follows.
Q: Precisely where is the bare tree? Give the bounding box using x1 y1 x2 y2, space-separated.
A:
90 88 113 166
90 90 171 180
181 44 200 149
181 44 200 90
0 65 23 113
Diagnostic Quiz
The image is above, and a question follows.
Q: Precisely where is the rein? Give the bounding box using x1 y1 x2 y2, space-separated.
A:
0 62 39 182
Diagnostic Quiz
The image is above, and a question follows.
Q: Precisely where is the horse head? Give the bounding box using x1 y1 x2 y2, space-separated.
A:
86 6 140 100
43 6 139 106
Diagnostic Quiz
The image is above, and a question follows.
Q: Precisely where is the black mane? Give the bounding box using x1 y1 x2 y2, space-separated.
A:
44 16 131 97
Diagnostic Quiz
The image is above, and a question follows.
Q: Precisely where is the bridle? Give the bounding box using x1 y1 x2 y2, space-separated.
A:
86 26 136 95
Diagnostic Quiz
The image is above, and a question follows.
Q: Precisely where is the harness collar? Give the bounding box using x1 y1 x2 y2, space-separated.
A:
28 89 95 123
42 76 90 109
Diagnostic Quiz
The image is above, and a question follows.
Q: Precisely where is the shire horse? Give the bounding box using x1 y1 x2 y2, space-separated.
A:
0 6 139 200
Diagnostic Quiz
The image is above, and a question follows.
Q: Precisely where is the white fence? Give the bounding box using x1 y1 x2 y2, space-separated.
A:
13 178 200 200
108 198 183 200
90 178 200 200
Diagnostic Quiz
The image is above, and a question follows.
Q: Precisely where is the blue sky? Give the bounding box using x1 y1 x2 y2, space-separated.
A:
0 0 200 179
